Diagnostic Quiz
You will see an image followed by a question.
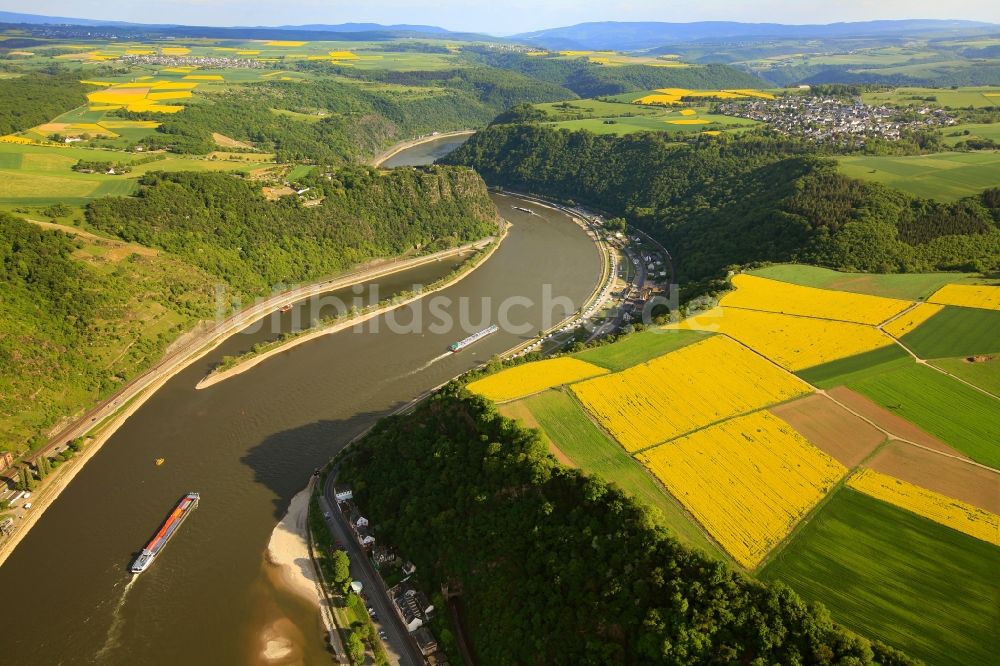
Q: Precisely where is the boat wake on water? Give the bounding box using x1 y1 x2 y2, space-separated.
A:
402 351 452 378
94 575 138 662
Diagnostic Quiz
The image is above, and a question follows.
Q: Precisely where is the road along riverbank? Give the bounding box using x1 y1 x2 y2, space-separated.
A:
196 228 507 389
0 238 499 569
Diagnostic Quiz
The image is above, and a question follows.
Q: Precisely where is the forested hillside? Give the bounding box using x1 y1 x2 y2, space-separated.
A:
444 125 1000 294
0 71 88 135
133 71 573 161
87 166 501 295
0 213 217 452
340 387 916 665
462 50 764 97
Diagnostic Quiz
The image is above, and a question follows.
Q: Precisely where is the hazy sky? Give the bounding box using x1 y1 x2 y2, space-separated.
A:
4 1 997 34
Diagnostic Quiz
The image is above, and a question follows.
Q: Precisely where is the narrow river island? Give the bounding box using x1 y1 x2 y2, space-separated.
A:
0 138 603 665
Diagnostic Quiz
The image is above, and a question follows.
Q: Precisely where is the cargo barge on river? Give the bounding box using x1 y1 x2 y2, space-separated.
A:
130 492 200 574
449 324 499 352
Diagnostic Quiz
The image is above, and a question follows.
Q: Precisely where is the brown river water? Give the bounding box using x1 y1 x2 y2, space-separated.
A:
0 137 602 665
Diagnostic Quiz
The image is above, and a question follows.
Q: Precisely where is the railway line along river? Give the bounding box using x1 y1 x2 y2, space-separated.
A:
0 138 604 665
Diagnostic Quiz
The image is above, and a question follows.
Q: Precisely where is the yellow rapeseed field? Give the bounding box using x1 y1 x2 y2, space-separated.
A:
848 469 1000 545
679 108 697 116
668 119 708 125
329 51 359 59
722 274 912 325
466 358 609 403
183 75 225 81
265 40 307 47
638 411 846 568
882 303 944 338
98 120 161 129
161 47 191 55
572 336 811 451
667 306 895 371
927 284 1000 311
634 88 758 105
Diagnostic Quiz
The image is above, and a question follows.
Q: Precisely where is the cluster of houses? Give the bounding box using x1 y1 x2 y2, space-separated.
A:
716 96 955 146
335 486 449 665
119 54 266 69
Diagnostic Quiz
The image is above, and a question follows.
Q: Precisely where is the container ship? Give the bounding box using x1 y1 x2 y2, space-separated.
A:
131 492 199 574
449 324 499 352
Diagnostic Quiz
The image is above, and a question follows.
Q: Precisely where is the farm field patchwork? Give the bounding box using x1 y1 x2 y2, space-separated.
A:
502 390 723 557
637 411 845 568
796 344 911 387
843 362 1000 468
927 283 1000 310
721 274 912 325
826 386 964 458
882 302 943 338
572 328 710 371
837 152 1000 201
866 440 1000 513
897 305 1000 358
848 468 999 545
668 306 896 371
761 488 1000 666
768 393 885 467
571 335 811 451
466 357 609 402
749 263 973 300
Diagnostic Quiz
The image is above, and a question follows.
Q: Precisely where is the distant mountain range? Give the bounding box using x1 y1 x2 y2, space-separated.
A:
0 11 488 41
2 11 997 52
0 11 469 39
513 20 999 51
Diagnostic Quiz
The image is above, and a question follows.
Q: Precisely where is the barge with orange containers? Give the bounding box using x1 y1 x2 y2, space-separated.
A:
130 492 200 574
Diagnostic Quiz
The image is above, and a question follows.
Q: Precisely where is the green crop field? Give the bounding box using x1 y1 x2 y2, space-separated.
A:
573 329 711 371
900 306 1000 358
515 389 725 558
544 112 755 136
750 264 974 300
797 344 911 387
535 99 661 119
943 123 1000 146
837 152 1000 201
761 488 1000 666
0 142 273 205
845 362 1000 467
930 357 1000 395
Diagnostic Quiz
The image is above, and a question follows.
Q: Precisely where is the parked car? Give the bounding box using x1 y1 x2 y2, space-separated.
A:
378 630 388 640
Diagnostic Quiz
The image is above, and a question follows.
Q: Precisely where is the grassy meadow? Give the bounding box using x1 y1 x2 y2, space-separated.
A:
572 329 711 371
749 264 975 300
837 152 1000 201
761 488 1000 666
898 306 1000 358
930 357 1000 395
0 142 274 207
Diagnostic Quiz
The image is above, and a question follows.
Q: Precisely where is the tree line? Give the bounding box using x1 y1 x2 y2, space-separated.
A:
443 125 1000 299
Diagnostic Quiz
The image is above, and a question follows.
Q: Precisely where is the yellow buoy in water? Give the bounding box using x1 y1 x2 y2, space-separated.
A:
155 458 165 466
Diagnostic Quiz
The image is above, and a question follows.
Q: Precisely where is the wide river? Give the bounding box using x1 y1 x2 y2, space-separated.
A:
0 137 603 665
